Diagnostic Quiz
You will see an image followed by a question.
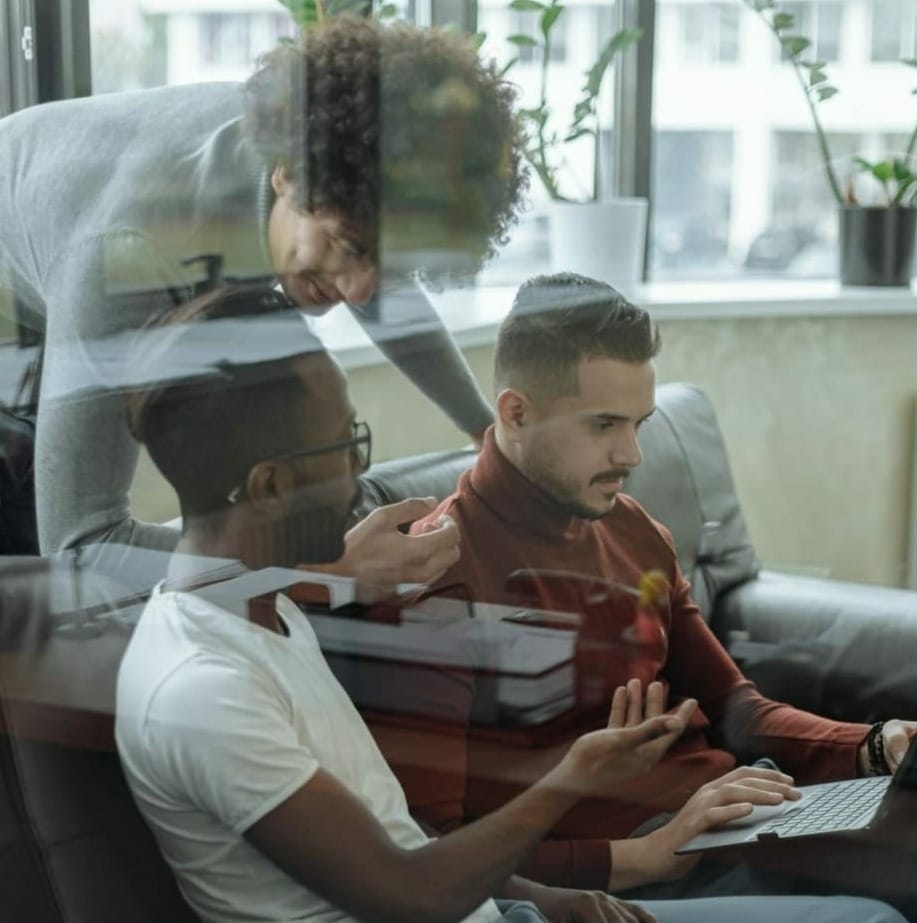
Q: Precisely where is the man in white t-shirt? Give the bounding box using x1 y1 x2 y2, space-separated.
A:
115 285 905 923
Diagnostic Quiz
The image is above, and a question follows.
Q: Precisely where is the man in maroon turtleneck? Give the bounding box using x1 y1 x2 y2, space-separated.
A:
398 272 917 897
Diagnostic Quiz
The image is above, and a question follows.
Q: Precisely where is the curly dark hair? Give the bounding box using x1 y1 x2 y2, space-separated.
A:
243 16 527 282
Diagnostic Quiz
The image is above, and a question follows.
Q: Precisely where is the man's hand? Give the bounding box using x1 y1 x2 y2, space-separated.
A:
632 765 801 882
603 678 799 888
526 883 657 923
304 498 460 594
858 719 917 775
551 690 697 799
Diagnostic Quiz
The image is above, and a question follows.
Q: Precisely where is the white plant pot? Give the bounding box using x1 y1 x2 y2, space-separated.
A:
548 198 648 296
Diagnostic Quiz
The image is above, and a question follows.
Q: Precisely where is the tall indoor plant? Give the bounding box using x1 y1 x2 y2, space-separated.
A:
743 0 917 286
500 0 646 289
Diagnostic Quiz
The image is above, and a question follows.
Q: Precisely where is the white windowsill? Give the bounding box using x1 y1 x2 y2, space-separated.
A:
313 279 917 370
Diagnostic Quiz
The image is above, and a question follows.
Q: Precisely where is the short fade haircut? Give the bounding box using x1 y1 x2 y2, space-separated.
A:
494 273 661 400
126 286 325 519
243 16 527 283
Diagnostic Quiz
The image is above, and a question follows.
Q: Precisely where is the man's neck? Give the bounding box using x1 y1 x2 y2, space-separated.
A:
173 518 288 636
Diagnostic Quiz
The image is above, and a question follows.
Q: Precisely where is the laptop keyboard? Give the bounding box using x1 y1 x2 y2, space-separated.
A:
757 775 891 838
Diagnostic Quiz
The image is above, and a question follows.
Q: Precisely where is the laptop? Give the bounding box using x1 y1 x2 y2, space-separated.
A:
676 735 917 854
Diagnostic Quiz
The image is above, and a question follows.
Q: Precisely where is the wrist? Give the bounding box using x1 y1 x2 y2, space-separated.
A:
859 722 889 776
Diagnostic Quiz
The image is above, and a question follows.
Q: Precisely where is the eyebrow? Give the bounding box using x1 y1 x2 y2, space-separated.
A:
584 407 657 425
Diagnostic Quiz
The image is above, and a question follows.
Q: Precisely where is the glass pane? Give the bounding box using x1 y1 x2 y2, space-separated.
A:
89 0 298 93
870 0 917 61
476 1 622 285
650 0 917 281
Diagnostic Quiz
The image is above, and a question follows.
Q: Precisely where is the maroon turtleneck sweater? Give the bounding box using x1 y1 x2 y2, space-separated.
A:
376 428 868 890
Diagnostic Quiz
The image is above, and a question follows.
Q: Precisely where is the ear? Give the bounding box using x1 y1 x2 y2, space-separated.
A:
271 165 293 199
245 460 294 513
495 388 532 433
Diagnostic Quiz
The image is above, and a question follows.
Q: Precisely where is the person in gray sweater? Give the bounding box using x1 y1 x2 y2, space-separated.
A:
0 16 525 584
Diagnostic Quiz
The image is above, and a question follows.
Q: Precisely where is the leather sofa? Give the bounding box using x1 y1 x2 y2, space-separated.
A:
2 381 916 921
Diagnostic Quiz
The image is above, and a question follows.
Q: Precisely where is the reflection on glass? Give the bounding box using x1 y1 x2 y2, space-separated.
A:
651 0 917 281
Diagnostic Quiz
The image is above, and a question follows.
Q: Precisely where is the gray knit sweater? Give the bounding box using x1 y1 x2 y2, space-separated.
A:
0 82 493 552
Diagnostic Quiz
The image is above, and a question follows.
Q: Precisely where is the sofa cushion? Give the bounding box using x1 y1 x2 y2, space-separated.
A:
357 448 478 519
625 383 759 618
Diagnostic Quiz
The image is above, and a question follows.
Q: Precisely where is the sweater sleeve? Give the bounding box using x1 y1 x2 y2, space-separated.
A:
36 231 187 552
662 546 868 783
514 838 611 891
349 282 494 438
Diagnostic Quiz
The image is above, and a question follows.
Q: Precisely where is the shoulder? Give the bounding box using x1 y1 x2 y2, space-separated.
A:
409 483 467 537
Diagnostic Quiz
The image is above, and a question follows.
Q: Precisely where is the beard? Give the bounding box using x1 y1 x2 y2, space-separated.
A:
258 480 363 568
521 442 625 522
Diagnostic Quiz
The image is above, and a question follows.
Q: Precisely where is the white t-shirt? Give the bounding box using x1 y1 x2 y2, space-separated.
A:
115 585 501 923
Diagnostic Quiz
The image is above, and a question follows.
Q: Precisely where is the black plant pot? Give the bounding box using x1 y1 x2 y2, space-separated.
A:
839 206 917 287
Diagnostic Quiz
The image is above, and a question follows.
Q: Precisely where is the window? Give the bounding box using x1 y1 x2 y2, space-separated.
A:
871 1 917 62
652 131 733 276
506 7 567 63
780 2 844 64
679 3 740 64
200 14 251 69
89 1 298 93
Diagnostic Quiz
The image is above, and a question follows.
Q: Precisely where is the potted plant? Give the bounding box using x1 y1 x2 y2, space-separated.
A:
743 0 917 287
497 0 645 290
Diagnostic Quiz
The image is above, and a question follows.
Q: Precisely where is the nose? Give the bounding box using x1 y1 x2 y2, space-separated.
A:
612 427 642 469
335 263 379 306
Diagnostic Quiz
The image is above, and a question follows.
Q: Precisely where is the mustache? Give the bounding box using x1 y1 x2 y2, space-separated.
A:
590 468 630 486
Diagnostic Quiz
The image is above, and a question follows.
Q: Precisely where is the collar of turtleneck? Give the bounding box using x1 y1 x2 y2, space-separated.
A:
468 426 592 545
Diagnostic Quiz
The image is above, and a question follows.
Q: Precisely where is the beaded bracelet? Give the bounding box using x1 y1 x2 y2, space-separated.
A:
866 721 889 775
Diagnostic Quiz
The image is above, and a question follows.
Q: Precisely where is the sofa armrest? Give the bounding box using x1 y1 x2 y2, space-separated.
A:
713 570 917 723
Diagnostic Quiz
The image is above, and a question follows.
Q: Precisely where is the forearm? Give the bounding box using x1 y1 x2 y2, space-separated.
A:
401 768 580 922
350 290 493 437
715 687 868 782
606 838 660 892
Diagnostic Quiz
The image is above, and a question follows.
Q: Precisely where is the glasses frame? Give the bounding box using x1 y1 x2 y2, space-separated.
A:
226 420 372 504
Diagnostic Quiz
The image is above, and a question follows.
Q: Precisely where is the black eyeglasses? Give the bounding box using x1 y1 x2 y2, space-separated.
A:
227 420 372 504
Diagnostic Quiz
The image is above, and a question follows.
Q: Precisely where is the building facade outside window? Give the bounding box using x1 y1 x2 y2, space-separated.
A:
86 0 917 283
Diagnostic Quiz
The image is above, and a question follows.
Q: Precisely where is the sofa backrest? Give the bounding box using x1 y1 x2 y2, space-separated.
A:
361 383 759 619
624 383 759 617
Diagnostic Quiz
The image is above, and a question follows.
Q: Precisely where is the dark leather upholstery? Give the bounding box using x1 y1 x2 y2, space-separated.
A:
358 448 478 518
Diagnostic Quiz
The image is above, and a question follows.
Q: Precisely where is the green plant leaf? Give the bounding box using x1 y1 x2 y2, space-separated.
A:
807 66 827 86
279 0 319 25
498 56 518 77
507 33 539 47
509 0 545 10
781 35 811 57
540 4 564 38
815 85 838 101
904 58 917 68
861 160 895 182
378 2 398 18
583 28 642 97
471 31 487 51
772 12 794 30
892 159 916 183
563 127 594 143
